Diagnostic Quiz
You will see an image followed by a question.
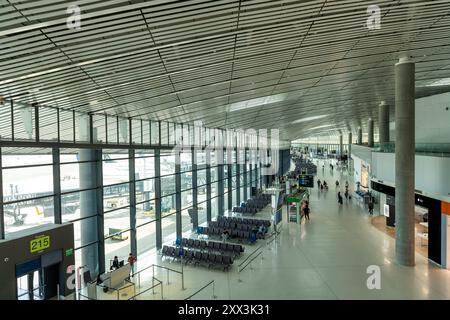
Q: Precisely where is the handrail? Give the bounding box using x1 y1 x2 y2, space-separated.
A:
128 277 163 300
237 243 265 269
238 229 280 277
184 280 216 300
151 263 183 275
133 262 185 291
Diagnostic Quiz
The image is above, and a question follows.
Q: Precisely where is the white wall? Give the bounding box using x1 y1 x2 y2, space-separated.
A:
389 92 450 143
353 156 362 185
371 152 450 199
442 215 450 269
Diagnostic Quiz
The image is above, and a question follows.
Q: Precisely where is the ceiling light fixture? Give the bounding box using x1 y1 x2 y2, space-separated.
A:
229 94 286 112
291 114 329 124
425 78 450 87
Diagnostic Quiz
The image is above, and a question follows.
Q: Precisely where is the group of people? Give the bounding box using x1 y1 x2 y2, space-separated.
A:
337 181 350 205
317 179 328 191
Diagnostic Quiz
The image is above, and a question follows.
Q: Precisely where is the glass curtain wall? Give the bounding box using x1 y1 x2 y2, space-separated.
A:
0 145 258 277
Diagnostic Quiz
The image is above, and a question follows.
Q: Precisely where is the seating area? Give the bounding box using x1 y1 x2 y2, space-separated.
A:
180 238 244 257
232 193 271 215
197 216 271 242
292 159 317 175
161 239 240 271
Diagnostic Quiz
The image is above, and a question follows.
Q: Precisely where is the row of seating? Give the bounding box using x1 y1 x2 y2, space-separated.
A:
178 237 244 256
232 206 257 214
161 245 233 271
217 216 271 227
232 194 271 215
201 226 259 242
208 221 265 233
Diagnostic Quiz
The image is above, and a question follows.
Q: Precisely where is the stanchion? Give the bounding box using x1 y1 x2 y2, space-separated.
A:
152 265 155 295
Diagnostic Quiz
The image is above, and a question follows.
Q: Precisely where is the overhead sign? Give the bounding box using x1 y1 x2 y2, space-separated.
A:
30 235 50 253
298 175 314 188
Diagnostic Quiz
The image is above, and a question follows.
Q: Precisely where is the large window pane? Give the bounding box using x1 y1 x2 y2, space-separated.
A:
104 207 130 237
3 165 53 202
105 230 131 269
73 216 98 248
104 183 130 211
162 214 176 245
103 158 129 185
62 189 97 222
4 196 54 235
161 195 176 217
137 222 156 259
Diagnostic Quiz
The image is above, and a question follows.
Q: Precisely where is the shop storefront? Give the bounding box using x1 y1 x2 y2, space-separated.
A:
371 180 450 268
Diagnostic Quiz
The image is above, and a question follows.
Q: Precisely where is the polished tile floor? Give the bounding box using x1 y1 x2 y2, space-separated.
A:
93 160 450 300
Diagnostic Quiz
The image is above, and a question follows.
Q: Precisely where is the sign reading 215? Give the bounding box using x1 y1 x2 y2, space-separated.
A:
30 235 51 253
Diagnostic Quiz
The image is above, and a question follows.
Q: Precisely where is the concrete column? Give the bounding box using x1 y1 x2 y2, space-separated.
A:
155 150 162 249
339 134 343 158
357 127 362 145
379 101 390 149
129 149 137 257
348 132 352 155
175 151 182 239
191 149 198 229
79 149 99 275
368 118 374 147
395 56 415 266
205 150 212 222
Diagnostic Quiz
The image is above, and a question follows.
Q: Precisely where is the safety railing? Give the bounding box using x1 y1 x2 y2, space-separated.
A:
128 277 163 300
95 280 135 300
184 280 216 300
133 262 185 291
237 229 280 282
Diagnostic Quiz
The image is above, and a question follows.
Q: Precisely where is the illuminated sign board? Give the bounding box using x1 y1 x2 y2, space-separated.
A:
298 175 314 188
30 235 50 253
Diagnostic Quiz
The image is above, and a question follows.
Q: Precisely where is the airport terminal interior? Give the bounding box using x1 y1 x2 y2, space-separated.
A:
0 0 450 301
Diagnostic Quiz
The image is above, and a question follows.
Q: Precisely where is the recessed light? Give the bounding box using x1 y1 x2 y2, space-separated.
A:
291 114 329 124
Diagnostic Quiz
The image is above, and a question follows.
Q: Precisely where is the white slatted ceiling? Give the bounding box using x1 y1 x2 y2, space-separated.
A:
1 0 450 140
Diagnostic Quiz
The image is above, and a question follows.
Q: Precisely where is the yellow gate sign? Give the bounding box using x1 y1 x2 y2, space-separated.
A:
30 235 50 253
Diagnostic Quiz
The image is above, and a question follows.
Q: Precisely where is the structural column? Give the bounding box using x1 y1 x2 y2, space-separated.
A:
395 56 416 266
379 101 390 150
191 148 199 229
79 149 102 275
0 148 4 239
129 149 137 257
368 118 374 147
205 150 212 222
339 134 343 158
175 151 182 239
348 132 352 159
357 127 363 145
155 150 162 250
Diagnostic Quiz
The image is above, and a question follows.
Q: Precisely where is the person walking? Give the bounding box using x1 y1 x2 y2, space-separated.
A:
303 202 310 221
317 179 321 189
127 253 137 277
335 180 340 189
368 201 374 215
337 192 343 205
